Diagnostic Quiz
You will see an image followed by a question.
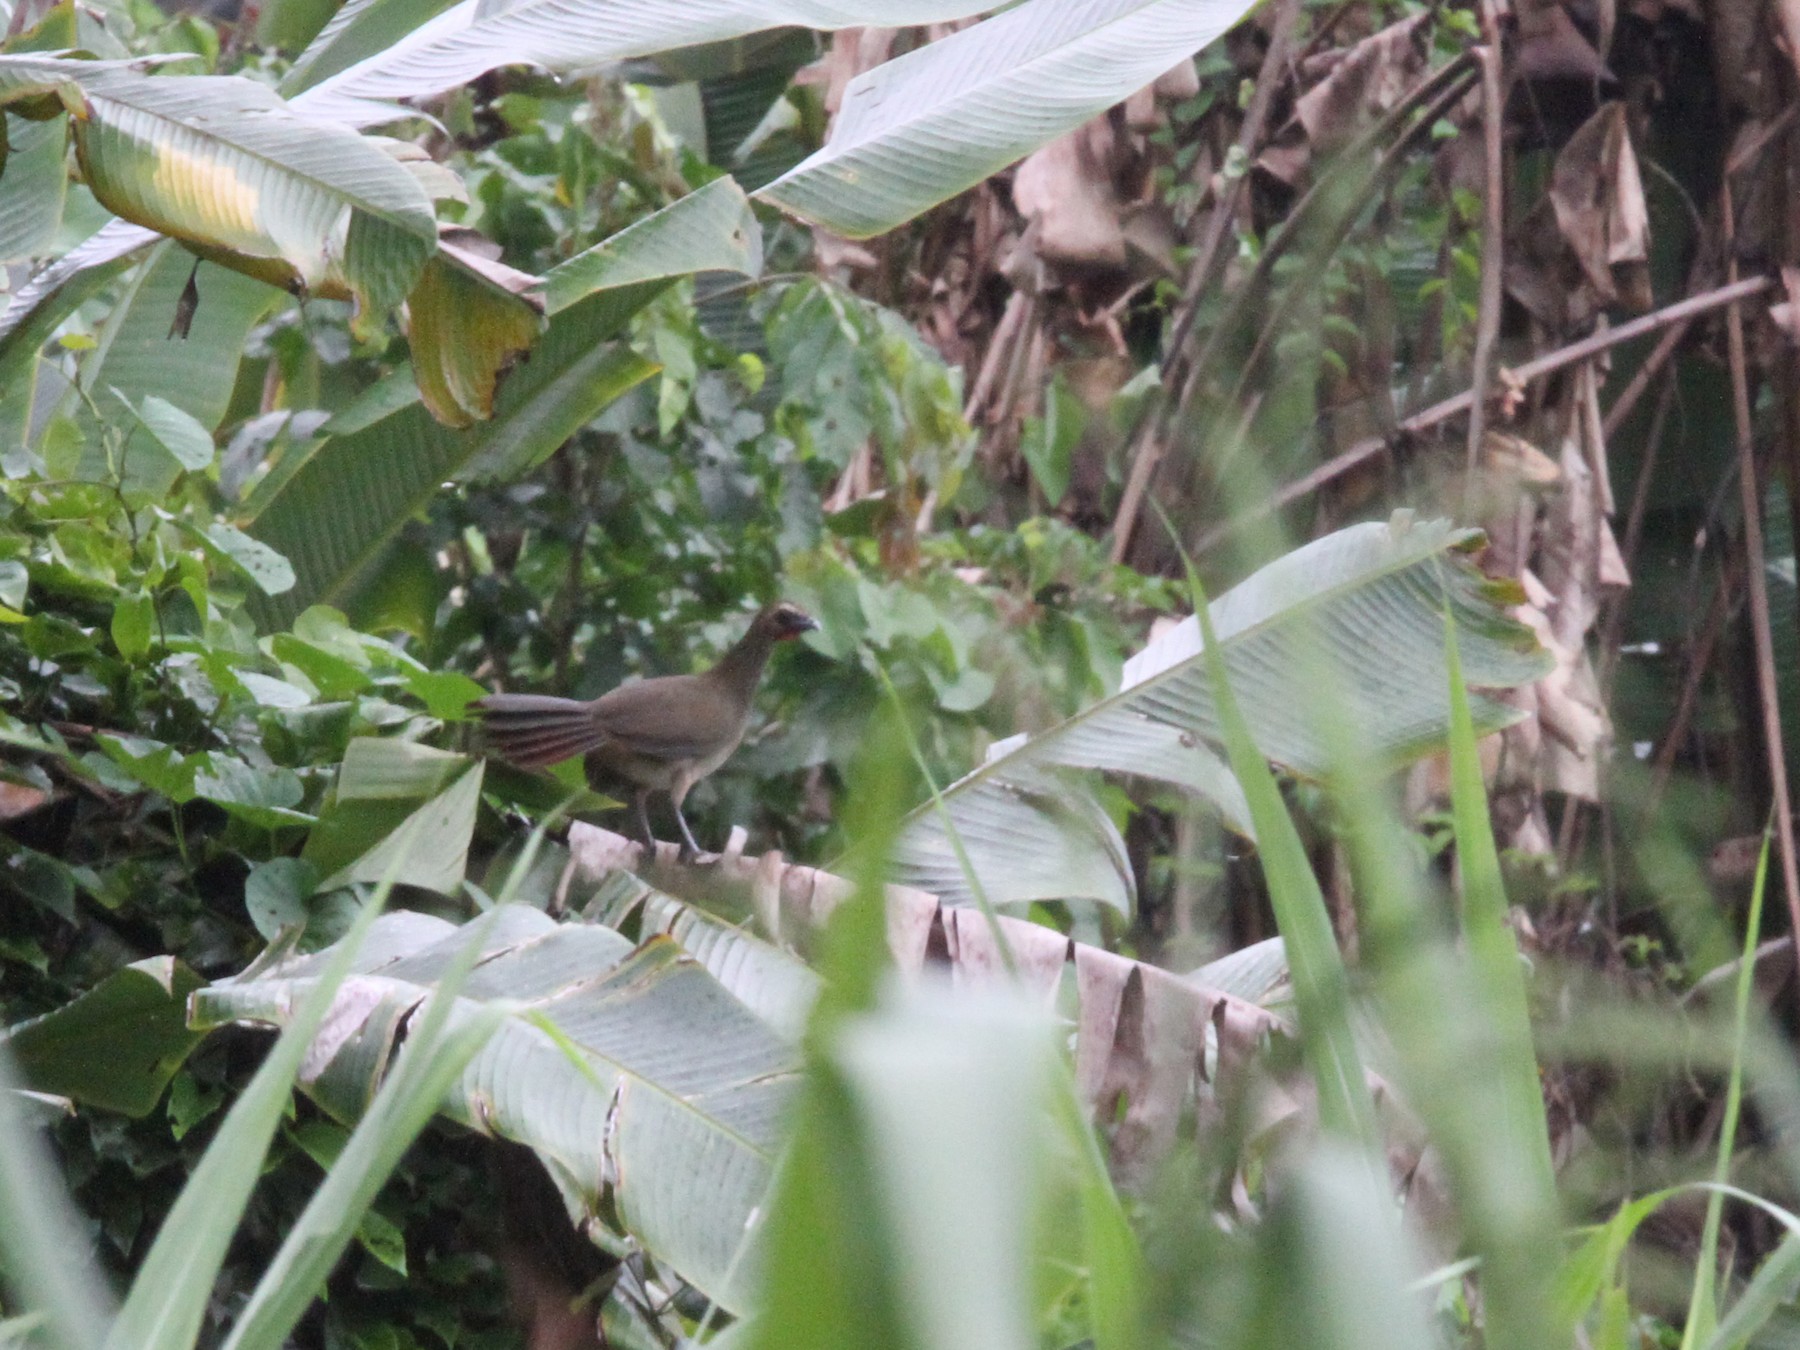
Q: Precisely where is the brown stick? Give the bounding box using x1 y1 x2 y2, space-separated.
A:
1192 273 1777 556
1722 183 1800 989
1601 309 1691 440
1464 34 1506 495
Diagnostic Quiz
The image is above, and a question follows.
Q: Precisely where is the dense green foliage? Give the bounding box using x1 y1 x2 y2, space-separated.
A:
6 0 1800 1348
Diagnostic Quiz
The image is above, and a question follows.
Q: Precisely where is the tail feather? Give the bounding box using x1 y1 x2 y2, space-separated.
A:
474 694 606 769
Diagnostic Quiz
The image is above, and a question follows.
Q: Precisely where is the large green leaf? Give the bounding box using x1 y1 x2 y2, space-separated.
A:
244 285 660 626
0 56 438 311
291 0 998 129
0 115 68 263
59 241 282 490
563 822 1287 1180
190 905 800 1314
540 174 761 315
302 739 484 894
0 957 204 1117
0 219 155 456
582 870 822 1041
887 516 1551 910
758 0 1260 237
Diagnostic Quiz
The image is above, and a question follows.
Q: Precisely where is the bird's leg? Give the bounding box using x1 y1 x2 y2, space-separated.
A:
673 804 702 862
633 789 655 856
669 779 702 862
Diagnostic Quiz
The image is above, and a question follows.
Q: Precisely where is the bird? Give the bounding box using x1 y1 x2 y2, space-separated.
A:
473 602 818 857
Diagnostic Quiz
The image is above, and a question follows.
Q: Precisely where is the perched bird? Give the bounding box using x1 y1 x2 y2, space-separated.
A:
474 602 818 856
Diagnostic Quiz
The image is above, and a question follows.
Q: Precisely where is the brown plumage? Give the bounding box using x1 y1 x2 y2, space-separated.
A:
474 602 818 855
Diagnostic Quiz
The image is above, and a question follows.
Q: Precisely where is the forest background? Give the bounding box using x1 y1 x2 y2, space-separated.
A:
3 0 1800 1346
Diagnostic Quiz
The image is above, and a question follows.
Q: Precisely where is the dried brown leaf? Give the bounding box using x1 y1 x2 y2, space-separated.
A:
1549 103 1650 305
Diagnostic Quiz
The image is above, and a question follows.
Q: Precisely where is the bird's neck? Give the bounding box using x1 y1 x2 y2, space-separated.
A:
706 624 778 702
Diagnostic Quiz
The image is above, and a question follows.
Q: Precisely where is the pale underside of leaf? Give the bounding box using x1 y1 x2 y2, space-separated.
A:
758 0 1261 237
566 823 1286 1182
886 517 1551 911
292 0 1000 128
193 905 799 1313
12 58 440 308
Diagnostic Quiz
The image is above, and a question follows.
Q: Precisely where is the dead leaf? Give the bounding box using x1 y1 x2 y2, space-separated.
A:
1012 123 1129 268
1549 103 1650 306
1257 15 1429 187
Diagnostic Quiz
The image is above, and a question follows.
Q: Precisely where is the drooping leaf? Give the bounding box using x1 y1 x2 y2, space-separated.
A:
405 235 545 427
281 0 468 96
0 957 205 1117
0 220 157 457
0 114 68 263
884 517 1549 911
0 56 439 311
190 905 800 1314
564 823 1286 1180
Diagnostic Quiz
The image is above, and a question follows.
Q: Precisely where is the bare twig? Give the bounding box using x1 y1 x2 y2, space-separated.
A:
1193 273 1777 555
1722 180 1800 990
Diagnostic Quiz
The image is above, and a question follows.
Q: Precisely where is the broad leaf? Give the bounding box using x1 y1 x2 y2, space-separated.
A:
0 220 155 456
0 56 438 311
0 115 68 263
565 823 1286 1179
583 870 822 1041
758 0 1261 237
302 739 483 893
60 243 280 492
191 905 800 1313
1 957 204 1116
888 516 1550 911
541 175 762 315
291 0 999 128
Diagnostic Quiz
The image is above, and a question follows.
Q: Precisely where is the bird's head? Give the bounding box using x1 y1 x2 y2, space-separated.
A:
759 601 820 642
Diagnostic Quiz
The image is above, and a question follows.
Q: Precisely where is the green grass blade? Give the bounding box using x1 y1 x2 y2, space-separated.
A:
0 1054 115 1350
1707 1232 1800 1349
1684 829 1772 1349
222 912 504 1350
1050 1066 1144 1350
1192 577 1377 1150
1443 613 1557 1193
1443 611 1563 1350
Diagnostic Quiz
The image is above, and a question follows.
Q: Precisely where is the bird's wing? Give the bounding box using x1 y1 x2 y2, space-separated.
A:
592 674 747 761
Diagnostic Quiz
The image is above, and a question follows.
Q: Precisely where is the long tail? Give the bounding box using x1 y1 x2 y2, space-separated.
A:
473 694 606 768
